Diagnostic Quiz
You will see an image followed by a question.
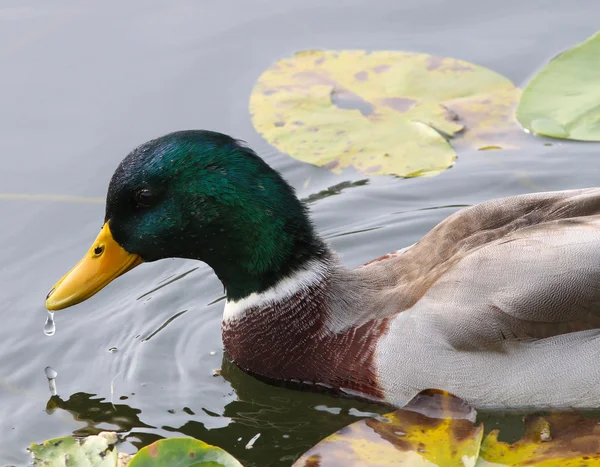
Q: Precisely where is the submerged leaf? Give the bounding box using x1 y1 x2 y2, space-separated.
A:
250 50 521 177
127 438 243 467
29 432 118 466
517 31 600 140
293 389 484 466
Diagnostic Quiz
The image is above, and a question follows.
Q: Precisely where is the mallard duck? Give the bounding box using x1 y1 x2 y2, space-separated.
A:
46 130 600 408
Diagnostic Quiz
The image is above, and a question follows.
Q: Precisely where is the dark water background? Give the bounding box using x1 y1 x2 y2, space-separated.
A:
1 1 600 465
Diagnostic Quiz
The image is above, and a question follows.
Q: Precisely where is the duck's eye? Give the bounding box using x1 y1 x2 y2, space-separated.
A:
135 189 155 207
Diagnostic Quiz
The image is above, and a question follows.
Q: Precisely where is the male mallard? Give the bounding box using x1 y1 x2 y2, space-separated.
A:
46 130 600 408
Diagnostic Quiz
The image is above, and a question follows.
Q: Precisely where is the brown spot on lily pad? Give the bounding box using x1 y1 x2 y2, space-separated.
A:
383 97 416 112
372 64 391 73
302 454 322 466
147 441 159 457
426 55 444 71
447 60 475 72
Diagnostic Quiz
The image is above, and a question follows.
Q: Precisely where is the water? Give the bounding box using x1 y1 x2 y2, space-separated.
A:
44 366 58 397
43 311 55 336
1 1 600 466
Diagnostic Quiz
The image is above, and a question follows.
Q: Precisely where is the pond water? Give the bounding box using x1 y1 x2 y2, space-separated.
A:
1 1 600 465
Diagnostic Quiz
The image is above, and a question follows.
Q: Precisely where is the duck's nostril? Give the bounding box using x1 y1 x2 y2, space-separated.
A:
94 245 105 256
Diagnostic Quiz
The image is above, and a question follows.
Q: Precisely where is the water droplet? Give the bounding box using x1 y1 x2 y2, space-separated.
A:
45 366 58 396
44 311 55 336
44 366 57 379
209 351 216 356
108 347 118 353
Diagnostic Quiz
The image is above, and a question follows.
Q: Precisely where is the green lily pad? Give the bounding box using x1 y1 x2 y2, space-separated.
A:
517 31 600 140
250 49 521 178
127 438 243 467
293 389 484 466
29 432 118 467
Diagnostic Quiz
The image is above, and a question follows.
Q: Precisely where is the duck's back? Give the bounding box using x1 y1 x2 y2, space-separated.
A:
366 188 600 407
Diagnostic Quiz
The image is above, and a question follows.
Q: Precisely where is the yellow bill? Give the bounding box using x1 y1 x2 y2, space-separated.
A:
45 223 142 310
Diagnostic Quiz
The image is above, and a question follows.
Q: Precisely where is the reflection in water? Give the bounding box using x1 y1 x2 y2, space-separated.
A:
141 310 188 342
302 179 369 205
391 204 471 216
45 392 155 441
170 359 390 465
245 432 261 449
207 295 226 306
43 377 600 466
44 357 389 466
137 267 200 300
326 226 382 239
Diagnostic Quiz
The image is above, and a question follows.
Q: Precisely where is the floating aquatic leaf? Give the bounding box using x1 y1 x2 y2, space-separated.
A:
127 438 243 467
477 412 600 466
293 389 484 466
250 50 521 178
517 31 600 140
29 432 118 467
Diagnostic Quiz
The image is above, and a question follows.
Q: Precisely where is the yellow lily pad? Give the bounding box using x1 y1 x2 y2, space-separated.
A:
292 389 484 467
250 50 521 177
477 412 600 466
517 31 600 140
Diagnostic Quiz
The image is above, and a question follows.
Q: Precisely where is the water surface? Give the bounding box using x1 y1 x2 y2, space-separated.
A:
1 1 600 465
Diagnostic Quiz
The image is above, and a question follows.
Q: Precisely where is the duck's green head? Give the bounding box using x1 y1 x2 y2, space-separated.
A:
46 130 327 310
